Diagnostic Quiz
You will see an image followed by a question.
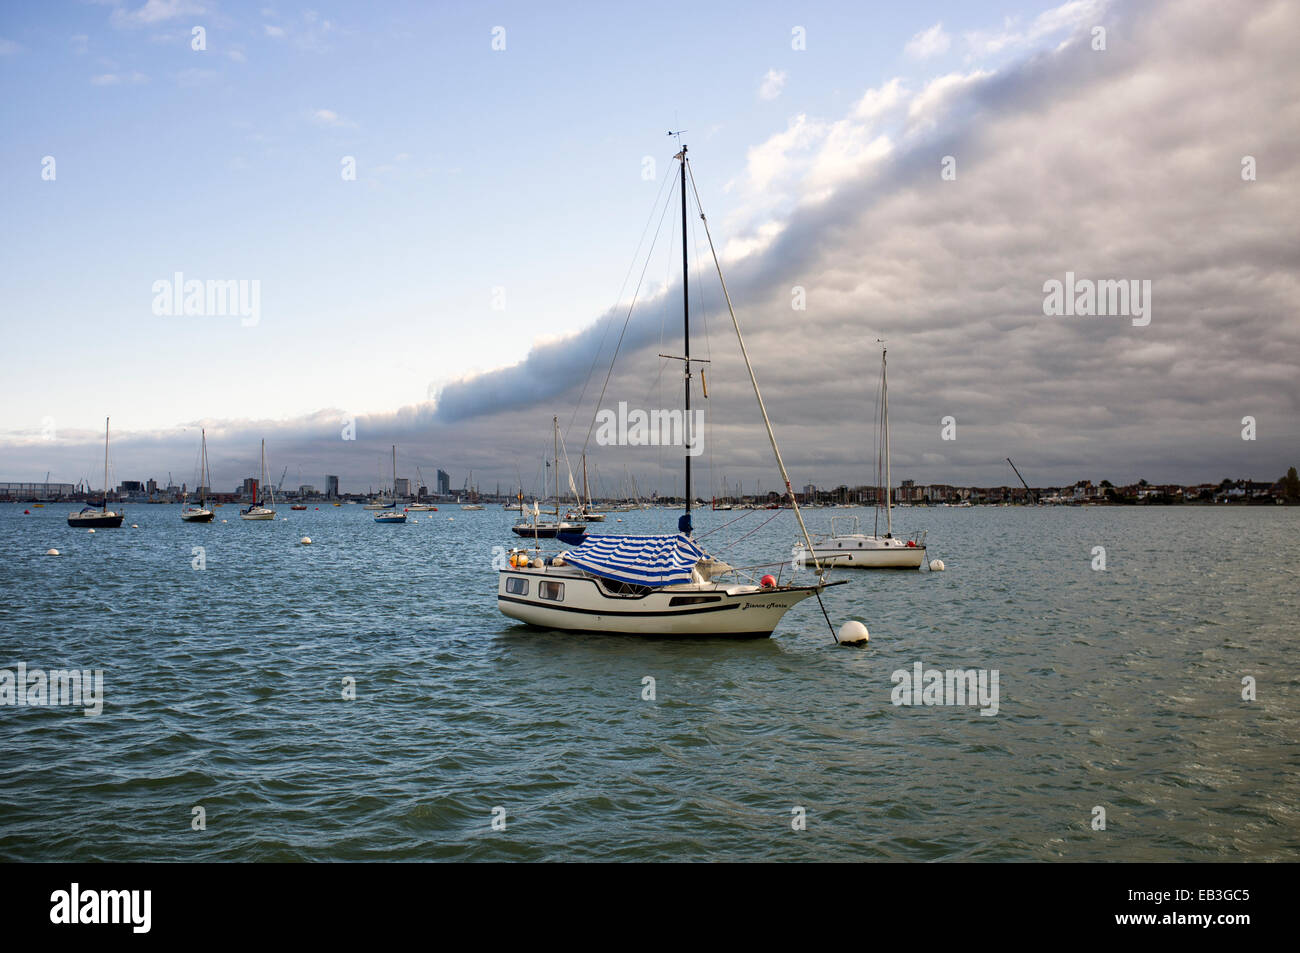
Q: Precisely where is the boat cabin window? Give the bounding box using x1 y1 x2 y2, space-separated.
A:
599 579 655 597
539 581 565 601
505 577 528 596
668 595 723 607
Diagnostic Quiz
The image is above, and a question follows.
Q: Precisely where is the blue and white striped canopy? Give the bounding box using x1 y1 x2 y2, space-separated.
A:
563 533 708 587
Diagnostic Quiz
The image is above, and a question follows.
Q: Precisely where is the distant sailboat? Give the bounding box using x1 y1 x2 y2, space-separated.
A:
794 348 927 569
68 417 125 528
408 466 436 510
181 429 215 522
511 418 585 538
375 446 407 523
240 440 276 520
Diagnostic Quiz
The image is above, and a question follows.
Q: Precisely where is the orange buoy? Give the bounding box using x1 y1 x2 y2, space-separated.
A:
760 574 776 588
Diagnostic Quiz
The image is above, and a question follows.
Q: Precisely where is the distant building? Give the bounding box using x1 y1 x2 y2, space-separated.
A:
436 469 450 496
0 482 76 500
394 477 411 498
326 475 339 498
241 477 258 499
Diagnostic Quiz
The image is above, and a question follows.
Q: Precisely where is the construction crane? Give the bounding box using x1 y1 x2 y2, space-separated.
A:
276 465 288 492
1006 457 1038 505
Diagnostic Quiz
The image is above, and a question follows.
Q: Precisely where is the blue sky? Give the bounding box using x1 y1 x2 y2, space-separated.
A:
2 0 1297 494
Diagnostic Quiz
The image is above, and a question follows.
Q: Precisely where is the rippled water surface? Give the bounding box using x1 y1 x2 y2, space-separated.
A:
1 502 1297 861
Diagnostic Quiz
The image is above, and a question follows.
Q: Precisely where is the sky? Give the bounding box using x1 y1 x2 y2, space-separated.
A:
1 0 1296 497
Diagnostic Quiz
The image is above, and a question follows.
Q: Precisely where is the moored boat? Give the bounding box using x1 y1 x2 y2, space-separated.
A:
68 418 125 528
498 143 840 637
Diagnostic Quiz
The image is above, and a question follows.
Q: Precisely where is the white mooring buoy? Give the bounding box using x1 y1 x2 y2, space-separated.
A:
46 548 59 556
87 528 95 534
300 536 312 545
131 524 139 528
838 620 869 645
929 559 945 572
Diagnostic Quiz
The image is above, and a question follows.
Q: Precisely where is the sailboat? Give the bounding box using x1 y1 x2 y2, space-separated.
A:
794 348 927 569
511 419 586 538
290 465 308 509
68 417 125 528
564 453 607 522
460 472 484 510
240 440 277 520
407 466 436 510
375 446 407 523
180 428 215 522
498 144 841 636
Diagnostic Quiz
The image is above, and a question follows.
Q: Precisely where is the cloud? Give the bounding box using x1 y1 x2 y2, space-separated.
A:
90 71 148 85
176 67 218 86
905 22 951 59
70 34 89 55
112 0 206 28
310 107 355 128
264 24 285 38
7 0 1298 493
0 37 20 55
758 69 787 101
964 0 1107 59
416 0 1300 488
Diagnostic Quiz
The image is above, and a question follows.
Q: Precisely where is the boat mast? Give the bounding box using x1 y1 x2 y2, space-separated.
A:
883 349 892 537
553 416 560 518
103 417 110 512
392 445 397 500
675 144 692 522
201 429 208 506
259 439 265 506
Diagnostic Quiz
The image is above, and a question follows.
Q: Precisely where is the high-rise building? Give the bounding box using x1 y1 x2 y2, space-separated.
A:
394 477 411 498
326 475 339 498
436 469 450 496
241 477 258 499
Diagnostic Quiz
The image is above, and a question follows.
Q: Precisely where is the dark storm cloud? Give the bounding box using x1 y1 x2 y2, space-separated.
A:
5 0 1297 494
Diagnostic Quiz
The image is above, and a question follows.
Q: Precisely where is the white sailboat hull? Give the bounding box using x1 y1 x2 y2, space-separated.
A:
798 535 926 569
240 507 276 520
497 568 829 637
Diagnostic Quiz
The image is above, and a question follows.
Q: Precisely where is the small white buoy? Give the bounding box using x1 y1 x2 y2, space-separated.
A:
221 519 228 523
929 559 945 572
46 548 59 556
448 517 454 521
131 524 139 528
300 536 312 545
838 621 869 645
87 528 95 534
